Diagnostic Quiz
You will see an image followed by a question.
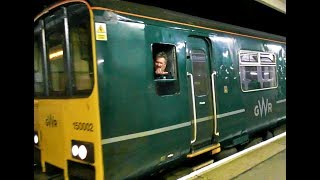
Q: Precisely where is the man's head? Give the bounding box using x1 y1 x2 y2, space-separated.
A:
154 52 168 72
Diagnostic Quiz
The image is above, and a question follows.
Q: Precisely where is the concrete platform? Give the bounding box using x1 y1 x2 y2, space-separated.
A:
182 134 286 180
233 149 286 180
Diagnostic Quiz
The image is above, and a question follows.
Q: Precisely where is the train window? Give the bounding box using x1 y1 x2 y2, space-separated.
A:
68 4 94 93
34 27 45 95
45 9 66 95
260 53 276 64
280 47 286 79
35 4 94 98
239 50 277 92
152 43 180 96
190 49 209 96
261 66 277 88
240 52 258 63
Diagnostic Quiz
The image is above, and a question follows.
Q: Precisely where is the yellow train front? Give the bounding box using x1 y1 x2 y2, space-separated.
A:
34 0 104 178
34 0 286 179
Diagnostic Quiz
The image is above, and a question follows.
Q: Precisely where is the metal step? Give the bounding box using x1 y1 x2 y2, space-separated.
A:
187 143 221 158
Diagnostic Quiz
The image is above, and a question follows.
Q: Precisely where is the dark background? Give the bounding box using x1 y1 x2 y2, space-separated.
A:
33 0 286 37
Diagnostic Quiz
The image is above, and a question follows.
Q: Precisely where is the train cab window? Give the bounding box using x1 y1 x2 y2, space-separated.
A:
45 9 66 95
35 3 93 98
34 28 45 95
239 50 277 92
68 4 94 93
152 43 180 96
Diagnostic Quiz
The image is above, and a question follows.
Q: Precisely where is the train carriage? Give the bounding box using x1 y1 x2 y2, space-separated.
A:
34 0 286 179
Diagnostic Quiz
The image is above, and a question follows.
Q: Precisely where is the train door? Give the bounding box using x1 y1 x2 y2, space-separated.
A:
186 36 219 153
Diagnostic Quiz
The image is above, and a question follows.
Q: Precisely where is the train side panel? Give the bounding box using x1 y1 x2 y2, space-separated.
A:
94 10 193 178
211 34 286 147
94 10 286 178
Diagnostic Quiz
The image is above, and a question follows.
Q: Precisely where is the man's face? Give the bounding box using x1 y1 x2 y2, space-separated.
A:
155 57 167 71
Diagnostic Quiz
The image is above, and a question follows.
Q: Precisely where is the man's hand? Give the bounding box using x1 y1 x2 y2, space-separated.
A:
155 68 168 75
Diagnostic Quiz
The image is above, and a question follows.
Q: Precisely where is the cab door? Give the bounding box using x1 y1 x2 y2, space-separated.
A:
186 36 218 151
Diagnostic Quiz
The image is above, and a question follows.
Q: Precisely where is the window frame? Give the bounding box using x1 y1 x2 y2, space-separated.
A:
152 43 180 96
238 50 278 92
34 3 94 98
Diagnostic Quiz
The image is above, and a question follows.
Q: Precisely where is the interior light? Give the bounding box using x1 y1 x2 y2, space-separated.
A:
49 50 63 60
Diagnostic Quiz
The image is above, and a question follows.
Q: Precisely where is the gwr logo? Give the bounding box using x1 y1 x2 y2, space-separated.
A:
254 97 272 117
45 114 57 127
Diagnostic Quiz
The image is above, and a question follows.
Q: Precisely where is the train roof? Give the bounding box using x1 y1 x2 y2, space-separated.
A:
89 0 286 43
35 0 285 43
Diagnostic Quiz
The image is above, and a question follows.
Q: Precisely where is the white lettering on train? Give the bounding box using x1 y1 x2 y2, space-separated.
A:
254 97 272 117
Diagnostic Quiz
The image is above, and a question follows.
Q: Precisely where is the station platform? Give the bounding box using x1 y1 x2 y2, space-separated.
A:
234 149 286 180
178 133 286 180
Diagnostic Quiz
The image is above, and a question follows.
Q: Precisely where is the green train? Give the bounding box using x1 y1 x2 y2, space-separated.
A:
33 0 286 179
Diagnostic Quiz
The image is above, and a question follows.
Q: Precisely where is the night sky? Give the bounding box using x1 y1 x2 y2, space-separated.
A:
33 0 286 37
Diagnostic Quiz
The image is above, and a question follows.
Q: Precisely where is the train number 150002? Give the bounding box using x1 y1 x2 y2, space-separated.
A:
73 122 93 132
